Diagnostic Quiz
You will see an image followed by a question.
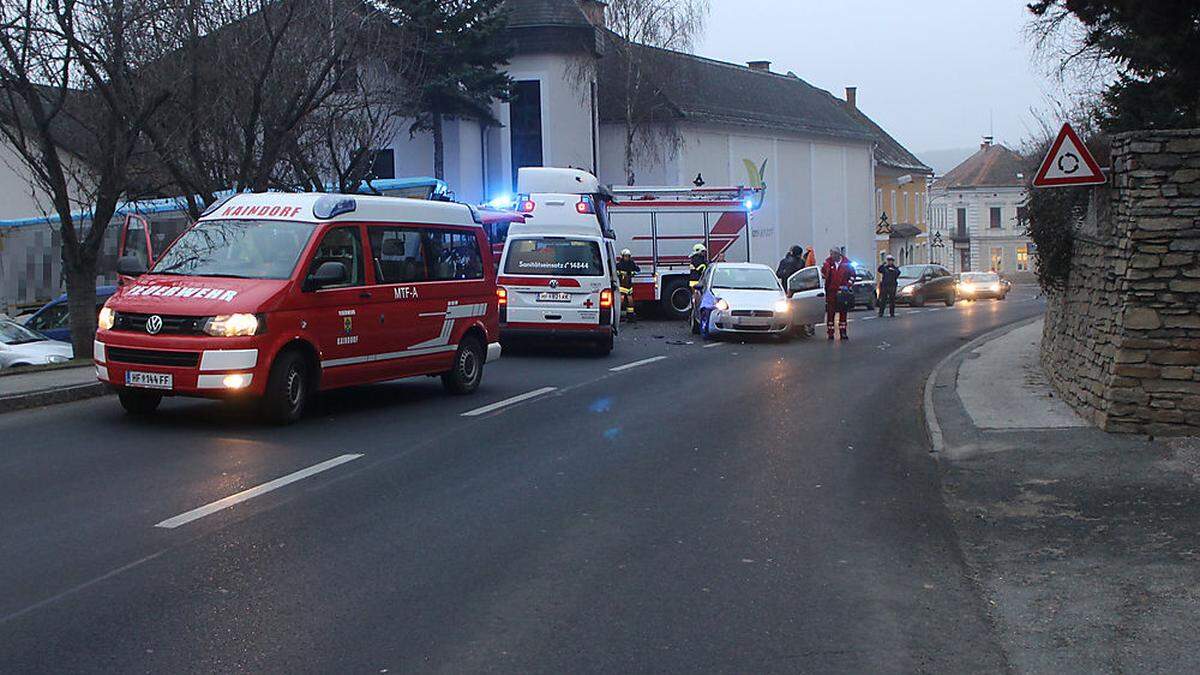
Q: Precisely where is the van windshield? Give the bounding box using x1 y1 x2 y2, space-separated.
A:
504 238 604 276
151 219 317 280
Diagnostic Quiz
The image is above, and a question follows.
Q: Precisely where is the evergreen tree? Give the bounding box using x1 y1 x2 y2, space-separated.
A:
384 0 513 180
1029 0 1200 131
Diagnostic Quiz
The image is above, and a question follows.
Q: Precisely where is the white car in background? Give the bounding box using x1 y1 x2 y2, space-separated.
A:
0 319 73 369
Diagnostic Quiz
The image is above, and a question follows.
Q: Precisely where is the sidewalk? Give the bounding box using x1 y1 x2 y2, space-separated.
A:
0 363 108 413
929 318 1200 674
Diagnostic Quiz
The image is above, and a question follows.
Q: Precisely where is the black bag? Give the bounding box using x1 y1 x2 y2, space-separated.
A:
836 288 855 310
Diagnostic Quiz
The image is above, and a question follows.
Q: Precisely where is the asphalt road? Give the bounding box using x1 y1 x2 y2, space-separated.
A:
0 290 1044 673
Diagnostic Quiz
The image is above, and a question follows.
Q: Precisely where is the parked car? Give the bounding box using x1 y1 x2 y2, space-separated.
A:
850 265 877 310
0 319 73 369
956 272 1010 300
691 263 793 339
23 286 117 342
896 264 957 307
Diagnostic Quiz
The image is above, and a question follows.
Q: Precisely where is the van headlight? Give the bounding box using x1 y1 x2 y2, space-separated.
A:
774 300 790 314
714 298 730 312
202 313 261 337
97 307 115 330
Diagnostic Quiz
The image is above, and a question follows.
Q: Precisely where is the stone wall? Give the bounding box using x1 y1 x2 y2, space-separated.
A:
1041 129 1200 436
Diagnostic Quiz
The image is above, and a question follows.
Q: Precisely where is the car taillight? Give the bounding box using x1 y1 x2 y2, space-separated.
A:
599 288 613 308
496 287 508 305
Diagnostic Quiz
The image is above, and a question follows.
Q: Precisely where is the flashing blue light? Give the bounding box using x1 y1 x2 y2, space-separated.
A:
743 198 755 210
488 194 515 209
313 195 357 220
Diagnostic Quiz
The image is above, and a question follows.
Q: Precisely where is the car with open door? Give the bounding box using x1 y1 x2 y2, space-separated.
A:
784 266 829 336
690 263 794 339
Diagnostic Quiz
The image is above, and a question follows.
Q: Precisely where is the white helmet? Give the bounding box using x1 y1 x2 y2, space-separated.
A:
693 243 706 253
621 249 632 257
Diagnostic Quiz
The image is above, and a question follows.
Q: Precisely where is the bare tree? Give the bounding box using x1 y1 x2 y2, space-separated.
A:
603 0 708 185
141 0 414 218
0 0 173 356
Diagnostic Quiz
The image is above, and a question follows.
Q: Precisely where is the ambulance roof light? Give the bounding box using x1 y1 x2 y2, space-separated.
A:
313 195 357 220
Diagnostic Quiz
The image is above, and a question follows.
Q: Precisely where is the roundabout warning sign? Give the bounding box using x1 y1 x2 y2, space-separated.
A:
1033 123 1106 188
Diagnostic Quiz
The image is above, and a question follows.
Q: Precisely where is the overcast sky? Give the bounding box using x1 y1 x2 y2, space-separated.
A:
699 0 1065 157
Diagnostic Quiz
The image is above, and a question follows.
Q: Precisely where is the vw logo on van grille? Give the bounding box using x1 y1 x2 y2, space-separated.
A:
549 279 559 289
145 315 163 335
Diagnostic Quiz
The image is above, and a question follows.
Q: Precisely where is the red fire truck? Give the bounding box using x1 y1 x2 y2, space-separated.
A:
607 185 765 319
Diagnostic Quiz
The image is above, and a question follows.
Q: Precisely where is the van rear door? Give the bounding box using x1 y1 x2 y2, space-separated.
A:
500 236 606 327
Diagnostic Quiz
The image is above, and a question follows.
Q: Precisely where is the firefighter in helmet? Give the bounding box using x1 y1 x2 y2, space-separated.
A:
616 249 640 322
689 243 709 289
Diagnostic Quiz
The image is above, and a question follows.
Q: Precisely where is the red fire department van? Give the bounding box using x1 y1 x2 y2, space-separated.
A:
95 192 502 424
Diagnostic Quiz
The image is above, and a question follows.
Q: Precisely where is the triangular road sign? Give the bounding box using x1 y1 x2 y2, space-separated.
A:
1033 123 1105 188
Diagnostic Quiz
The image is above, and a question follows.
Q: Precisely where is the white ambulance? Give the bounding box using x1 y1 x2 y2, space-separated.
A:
496 168 620 355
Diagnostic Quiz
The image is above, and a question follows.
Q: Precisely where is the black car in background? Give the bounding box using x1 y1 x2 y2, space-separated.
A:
896 264 957 307
850 265 877 310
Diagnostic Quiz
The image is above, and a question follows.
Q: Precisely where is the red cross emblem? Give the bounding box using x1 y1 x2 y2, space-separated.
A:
583 299 594 308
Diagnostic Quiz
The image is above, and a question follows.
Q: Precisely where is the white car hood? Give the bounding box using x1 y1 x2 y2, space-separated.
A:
1 339 74 367
711 287 785 310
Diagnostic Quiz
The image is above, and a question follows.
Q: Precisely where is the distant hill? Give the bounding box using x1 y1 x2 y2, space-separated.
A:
915 147 978 177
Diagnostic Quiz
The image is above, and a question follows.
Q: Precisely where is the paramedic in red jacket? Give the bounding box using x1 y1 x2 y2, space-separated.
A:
820 248 856 340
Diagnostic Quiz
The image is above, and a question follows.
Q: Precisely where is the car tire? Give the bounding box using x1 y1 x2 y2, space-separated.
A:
442 337 485 394
592 331 615 356
690 307 701 334
262 349 310 425
945 293 957 307
118 389 162 416
661 280 692 320
911 294 926 308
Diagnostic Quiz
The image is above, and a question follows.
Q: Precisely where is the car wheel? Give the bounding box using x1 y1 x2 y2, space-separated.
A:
118 389 162 416
945 292 957 307
592 331 615 356
661 280 692 320
262 349 310 424
690 307 701 335
442 337 485 394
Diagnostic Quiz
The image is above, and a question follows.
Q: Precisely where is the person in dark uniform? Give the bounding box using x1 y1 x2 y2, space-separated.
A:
616 249 640 322
775 245 804 284
877 254 901 317
689 243 708 289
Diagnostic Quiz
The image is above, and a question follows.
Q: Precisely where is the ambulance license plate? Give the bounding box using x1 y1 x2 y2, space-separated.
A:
537 292 572 303
125 371 173 390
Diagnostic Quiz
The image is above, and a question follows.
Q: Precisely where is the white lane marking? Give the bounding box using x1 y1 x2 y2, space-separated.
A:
609 356 669 372
154 454 364 529
461 386 557 417
703 342 725 349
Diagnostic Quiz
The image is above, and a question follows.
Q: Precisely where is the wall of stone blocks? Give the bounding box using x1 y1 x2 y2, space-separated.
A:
1041 129 1200 436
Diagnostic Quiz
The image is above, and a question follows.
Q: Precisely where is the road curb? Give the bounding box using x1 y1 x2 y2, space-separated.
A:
922 315 1045 455
0 381 110 415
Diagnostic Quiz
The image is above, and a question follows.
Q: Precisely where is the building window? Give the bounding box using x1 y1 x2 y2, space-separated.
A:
1017 205 1029 230
960 249 971 272
370 149 395 180
956 208 967 238
991 247 1003 272
1017 245 1029 271
510 80 544 189
876 188 883 217
990 207 1002 229
890 191 897 221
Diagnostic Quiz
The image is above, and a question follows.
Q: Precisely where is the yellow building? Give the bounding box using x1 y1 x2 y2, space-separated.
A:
841 88 933 267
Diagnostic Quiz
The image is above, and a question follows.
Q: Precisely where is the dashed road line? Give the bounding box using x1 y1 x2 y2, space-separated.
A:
703 342 725 349
154 454 364 529
461 386 557 417
609 355 669 372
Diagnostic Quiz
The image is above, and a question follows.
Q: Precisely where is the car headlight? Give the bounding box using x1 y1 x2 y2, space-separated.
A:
714 298 730 312
990 283 1001 292
774 300 790 314
97 306 115 330
960 283 975 293
46 354 69 364
901 284 916 295
202 313 261 337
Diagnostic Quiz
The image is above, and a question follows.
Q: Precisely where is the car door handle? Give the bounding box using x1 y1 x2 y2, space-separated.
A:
359 291 372 299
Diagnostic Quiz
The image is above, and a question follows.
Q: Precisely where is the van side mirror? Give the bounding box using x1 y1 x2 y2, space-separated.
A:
304 261 348 291
116 255 148 277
